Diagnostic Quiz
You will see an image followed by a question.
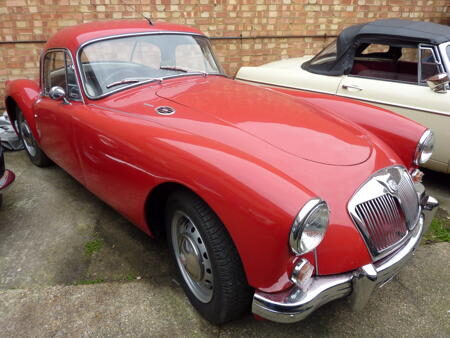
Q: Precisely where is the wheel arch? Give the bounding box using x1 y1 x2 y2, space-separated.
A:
5 96 19 131
144 181 219 239
4 79 41 141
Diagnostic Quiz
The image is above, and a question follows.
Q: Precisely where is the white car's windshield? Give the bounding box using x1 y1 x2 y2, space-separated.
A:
79 34 225 98
309 40 338 66
446 45 450 64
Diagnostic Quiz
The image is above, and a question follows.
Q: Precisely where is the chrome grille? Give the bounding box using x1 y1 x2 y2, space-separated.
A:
348 166 420 260
355 195 407 252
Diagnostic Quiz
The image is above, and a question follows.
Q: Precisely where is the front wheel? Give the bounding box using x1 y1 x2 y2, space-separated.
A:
165 190 252 324
17 109 51 167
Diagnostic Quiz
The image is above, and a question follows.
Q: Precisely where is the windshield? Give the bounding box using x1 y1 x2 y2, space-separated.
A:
309 40 337 66
447 45 450 63
79 34 225 98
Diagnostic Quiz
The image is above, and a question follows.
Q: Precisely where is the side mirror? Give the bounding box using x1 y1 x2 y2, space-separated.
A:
426 73 449 94
49 86 70 104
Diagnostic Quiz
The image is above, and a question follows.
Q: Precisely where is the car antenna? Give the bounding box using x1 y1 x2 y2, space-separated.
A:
143 14 154 26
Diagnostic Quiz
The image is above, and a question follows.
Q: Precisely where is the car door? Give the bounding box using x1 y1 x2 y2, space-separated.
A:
336 44 449 173
34 49 85 182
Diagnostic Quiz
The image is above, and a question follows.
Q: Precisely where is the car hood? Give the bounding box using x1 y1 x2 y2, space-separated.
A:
156 76 372 166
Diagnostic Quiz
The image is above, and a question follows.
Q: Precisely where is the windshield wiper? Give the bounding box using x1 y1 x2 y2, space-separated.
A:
106 77 162 89
160 66 207 76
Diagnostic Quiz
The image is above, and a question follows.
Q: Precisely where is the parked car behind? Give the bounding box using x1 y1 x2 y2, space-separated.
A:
0 144 15 207
4 20 439 324
236 19 450 174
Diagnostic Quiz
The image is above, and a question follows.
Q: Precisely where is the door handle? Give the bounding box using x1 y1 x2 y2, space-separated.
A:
342 84 363 92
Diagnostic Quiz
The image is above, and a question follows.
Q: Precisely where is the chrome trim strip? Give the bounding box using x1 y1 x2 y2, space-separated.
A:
75 32 226 100
252 201 437 323
236 78 450 117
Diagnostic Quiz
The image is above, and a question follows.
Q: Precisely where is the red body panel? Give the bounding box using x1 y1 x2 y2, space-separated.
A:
5 79 40 139
267 87 425 170
4 21 427 294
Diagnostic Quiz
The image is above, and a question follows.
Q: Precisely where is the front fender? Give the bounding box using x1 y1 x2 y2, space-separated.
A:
267 87 426 170
5 79 40 141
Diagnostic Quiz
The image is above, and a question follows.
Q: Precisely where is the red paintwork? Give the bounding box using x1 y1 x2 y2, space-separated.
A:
4 21 427 294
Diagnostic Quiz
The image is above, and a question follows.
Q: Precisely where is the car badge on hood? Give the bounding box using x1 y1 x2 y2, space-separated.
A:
155 106 176 115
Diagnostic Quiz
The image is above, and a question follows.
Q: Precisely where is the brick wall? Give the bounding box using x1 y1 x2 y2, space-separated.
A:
1 0 449 109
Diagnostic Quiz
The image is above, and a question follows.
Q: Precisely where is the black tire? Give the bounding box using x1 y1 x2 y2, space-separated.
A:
0 194 3 208
16 108 51 167
165 190 252 324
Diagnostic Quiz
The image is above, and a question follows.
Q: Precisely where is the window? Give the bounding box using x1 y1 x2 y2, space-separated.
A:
43 51 66 94
43 50 81 101
351 44 418 84
419 47 441 82
309 40 337 67
79 34 224 98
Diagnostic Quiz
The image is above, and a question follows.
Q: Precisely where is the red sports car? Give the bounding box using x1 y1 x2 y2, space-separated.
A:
4 20 439 324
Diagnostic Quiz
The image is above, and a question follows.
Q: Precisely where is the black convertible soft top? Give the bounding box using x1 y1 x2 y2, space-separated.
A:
303 19 450 76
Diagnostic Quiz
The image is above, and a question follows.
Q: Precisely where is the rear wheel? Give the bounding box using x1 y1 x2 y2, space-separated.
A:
165 190 252 324
17 109 51 167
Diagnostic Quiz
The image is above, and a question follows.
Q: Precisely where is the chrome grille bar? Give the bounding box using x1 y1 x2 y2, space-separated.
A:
355 195 408 252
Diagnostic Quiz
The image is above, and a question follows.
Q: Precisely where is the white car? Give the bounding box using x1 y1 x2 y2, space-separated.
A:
236 19 450 174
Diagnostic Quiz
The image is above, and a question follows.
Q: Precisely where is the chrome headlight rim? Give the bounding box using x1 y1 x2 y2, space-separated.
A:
289 198 330 255
414 129 434 165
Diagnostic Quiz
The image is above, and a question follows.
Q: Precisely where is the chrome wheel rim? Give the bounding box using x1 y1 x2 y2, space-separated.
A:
19 117 37 157
171 210 214 303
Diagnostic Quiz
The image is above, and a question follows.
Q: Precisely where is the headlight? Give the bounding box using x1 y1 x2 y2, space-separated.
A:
289 198 330 255
414 129 434 165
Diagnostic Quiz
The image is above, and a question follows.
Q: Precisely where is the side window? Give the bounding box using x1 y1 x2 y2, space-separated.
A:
419 47 442 83
43 50 81 101
351 44 418 84
43 51 66 94
65 54 82 100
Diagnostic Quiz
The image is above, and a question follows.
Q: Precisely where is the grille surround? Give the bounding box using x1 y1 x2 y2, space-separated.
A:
348 166 420 261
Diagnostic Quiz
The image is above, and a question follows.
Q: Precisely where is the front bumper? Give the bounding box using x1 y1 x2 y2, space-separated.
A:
0 169 15 192
252 193 439 323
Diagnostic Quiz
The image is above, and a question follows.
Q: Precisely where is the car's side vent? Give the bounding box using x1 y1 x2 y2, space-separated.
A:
155 106 176 115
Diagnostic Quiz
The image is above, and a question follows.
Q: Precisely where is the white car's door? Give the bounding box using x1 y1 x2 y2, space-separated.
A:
336 45 449 173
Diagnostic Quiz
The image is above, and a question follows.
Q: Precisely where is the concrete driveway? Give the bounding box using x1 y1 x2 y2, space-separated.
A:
1 150 449 337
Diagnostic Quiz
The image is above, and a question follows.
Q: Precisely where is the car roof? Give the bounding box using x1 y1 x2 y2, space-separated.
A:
44 20 205 52
303 19 450 76
339 19 450 47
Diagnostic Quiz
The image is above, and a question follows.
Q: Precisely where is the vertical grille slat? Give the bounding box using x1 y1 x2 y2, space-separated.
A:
355 194 408 252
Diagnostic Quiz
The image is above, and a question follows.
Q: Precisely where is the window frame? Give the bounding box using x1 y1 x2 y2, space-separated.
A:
437 41 450 75
417 44 445 86
40 48 84 103
349 42 446 86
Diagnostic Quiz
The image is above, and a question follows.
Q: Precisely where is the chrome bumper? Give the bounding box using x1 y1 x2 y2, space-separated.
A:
252 193 439 323
0 169 15 192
